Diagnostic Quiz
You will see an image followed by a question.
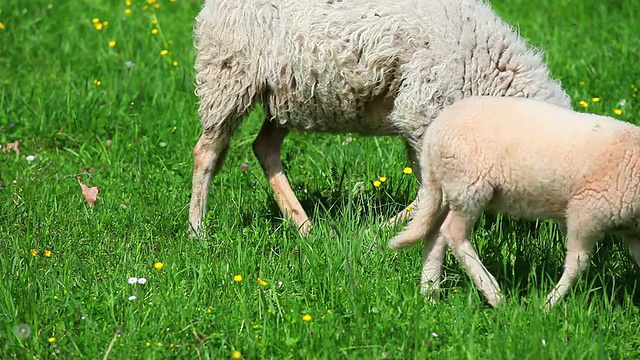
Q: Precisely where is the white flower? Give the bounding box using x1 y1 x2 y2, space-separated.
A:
137 277 147 285
125 60 136 68
26 155 35 162
431 332 439 338
127 277 138 285
128 295 138 301
619 99 627 107
541 338 546 347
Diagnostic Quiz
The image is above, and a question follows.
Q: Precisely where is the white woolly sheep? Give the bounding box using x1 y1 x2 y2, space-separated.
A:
189 0 571 237
388 96 640 309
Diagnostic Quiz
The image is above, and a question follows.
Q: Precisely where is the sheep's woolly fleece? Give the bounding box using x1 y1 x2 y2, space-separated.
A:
194 0 570 146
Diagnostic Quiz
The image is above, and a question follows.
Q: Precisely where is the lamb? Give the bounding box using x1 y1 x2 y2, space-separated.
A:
388 96 640 309
189 0 571 238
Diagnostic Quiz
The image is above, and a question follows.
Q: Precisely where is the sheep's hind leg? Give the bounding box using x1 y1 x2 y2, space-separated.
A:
252 119 311 236
443 210 502 307
544 213 598 310
189 126 235 238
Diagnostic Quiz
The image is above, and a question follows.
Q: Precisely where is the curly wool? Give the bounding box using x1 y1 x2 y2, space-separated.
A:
194 0 570 146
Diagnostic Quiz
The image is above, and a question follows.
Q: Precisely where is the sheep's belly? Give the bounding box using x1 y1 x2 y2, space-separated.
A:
272 93 400 136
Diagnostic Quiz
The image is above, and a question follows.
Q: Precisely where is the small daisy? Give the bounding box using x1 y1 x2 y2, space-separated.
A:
127 277 138 285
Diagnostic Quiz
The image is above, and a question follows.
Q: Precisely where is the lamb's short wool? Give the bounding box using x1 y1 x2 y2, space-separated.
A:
388 96 640 309
189 0 571 237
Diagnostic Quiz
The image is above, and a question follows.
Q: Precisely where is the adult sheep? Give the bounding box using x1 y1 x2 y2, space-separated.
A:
388 96 640 309
188 0 571 237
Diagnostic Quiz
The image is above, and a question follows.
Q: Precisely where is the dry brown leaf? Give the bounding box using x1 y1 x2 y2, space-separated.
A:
77 177 99 206
4 141 20 154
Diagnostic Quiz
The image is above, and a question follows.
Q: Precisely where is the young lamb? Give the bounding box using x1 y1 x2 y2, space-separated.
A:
189 0 571 238
388 96 640 309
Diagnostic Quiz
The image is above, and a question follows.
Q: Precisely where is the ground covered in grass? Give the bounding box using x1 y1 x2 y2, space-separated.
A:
1 0 639 358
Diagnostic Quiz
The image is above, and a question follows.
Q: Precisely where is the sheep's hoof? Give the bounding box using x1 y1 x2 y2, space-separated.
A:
297 221 312 237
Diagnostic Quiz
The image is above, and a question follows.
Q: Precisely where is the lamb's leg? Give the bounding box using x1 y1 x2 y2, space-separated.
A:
443 210 502 307
388 169 444 249
544 216 598 310
420 230 449 302
252 119 311 236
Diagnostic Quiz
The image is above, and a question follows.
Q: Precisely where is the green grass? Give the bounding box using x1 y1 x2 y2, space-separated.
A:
1 0 640 358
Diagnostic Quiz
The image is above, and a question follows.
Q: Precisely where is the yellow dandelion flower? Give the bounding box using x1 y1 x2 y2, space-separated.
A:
151 28 158 34
406 205 413 212
302 314 312 322
231 351 242 359
124 8 131 14
92 18 100 24
579 100 588 108
31 249 38 256
592 97 600 102
108 40 116 47
379 176 387 182
0 22 4 30
233 274 243 282
173 61 178 66
94 79 102 86
257 278 268 286
614 109 622 115
94 23 103 31
327 309 332 314
160 49 169 56
154 3 160 8
373 180 381 187
152 19 158 25
44 250 52 257
48 337 55 343
579 81 585 86
153 261 164 270
403 167 413 174
145 341 151 347
103 21 109 26
157 342 163 347
126 0 132 5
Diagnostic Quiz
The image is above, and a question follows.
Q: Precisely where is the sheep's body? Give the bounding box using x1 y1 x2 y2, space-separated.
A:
189 0 571 237
389 96 640 309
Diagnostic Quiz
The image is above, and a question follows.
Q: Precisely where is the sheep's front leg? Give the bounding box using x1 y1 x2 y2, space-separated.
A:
443 210 502 307
544 216 597 310
252 119 311 236
624 236 640 268
387 144 422 226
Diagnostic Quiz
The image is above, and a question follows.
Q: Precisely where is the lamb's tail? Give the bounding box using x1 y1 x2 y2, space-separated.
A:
388 178 444 250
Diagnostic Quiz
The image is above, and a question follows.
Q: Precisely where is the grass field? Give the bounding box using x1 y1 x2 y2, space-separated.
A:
1 0 640 358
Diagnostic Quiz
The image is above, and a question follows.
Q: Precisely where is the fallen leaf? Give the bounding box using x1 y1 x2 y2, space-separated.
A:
77 177 99 206
4 141 20 154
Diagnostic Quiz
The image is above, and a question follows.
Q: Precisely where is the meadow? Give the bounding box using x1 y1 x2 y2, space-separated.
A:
1 0 639 358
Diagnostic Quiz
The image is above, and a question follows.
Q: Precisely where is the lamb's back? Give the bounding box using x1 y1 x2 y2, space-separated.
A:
427 97 640 219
